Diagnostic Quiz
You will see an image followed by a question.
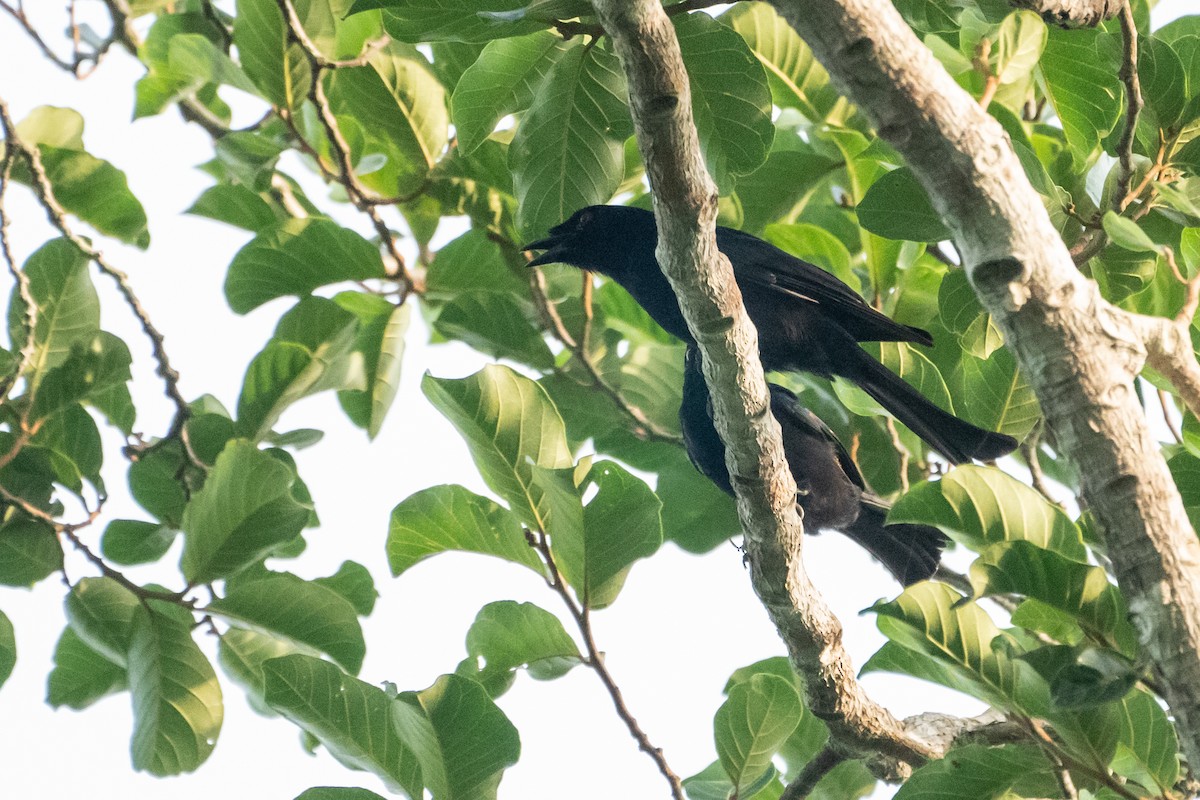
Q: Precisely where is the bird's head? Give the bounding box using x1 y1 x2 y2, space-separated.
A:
521 205 656 278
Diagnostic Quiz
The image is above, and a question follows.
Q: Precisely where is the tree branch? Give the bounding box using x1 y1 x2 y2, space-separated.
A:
1008 0 1123 28
0 96 193 440
767 0 1200 770
1114 1 1142 213
524 528 685 799
591 0 939 773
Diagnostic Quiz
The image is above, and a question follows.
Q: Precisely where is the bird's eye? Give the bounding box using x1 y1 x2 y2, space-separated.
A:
577 210 593 229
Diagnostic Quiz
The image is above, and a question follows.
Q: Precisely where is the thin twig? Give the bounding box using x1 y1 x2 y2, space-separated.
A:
0 148 37 403
781 746 845 800
60 525 191 605
525 528 686 800
1021 431 1064 509
1163 245 1200 325
973 37 1000 110
1025 719 1144 800
884 417 911 493
0 0 119 76
1114 1 1142 213
0 97 193 441
1159 388 1183 445
275 0 416 290
529 267 683 444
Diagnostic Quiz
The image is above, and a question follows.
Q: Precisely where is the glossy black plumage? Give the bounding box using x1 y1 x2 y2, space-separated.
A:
679 348 947 586
525 205 1017 464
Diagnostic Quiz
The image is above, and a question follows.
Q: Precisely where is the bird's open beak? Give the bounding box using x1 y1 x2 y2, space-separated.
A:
522 235 566 268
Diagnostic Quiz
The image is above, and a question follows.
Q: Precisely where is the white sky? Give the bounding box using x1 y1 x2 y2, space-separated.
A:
0 2 1191 798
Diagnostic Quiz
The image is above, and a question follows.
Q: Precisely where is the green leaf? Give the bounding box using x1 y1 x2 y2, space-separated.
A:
451 32 567 154
970 541 1138 654
315 561 378 616
233 0 327 108
1038 27 1121 164
295 790 388 800
1010 597 1085 644
654 451 742 553
29 403 103 496
1102 211 1159 252
510 41 631 238
424 229 528 299
210 572 365 674
128 441 188 527
0 517 62 587
675 11 774 193
101 519 177 566
65 577 141 666
335 293 410 441
948 346 1040 439
889 465 1087 561
894 744 1056 800
387 484 544 576
7 238 99 388
713 673 803 796
180 440 310 583
735 148 840 235
1092 243 1158 302
187 184 279 232
217 627 302 715
392 674 521 800
370 0 544 42
870 582 1049 713
433 291 554 369
225 218 387 314
128 606 223 776
551 461 661 608
993 11 1046 84
722 3 839 120
1139 36 1188 133
857 167 951 243
464 601 581 691
46 626 126 709
422 365 578 537
0 610 13 690
326 42 448 197
30 333 133 422
237 297 363 440
15 107 149 247
1112 689 1180 791
263 654 423 797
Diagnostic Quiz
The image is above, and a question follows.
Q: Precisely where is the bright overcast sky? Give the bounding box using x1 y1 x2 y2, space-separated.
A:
0 1 1192 798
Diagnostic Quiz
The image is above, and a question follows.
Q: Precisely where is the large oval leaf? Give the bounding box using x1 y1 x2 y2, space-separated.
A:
263 654 423 797
180 440 310 583
128 606 223 776
509 41 631 238
422 365 579 538
387 483 544 576
889 465 1086 561
675 11 774 193
209 572 366 674
713 672 802 796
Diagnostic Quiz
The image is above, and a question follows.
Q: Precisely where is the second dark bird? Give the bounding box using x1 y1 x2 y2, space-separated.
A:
679 348 947 585
524 205 1018 464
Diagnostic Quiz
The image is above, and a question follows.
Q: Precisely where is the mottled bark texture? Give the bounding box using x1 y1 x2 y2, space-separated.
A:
768 0 1200 770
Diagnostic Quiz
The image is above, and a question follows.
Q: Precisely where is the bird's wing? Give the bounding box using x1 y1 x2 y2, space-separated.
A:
719 226 933 346
768 384 866 491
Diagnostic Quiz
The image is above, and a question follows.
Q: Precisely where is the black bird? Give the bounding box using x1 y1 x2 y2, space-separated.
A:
524 205 1017 463
679 348 947 585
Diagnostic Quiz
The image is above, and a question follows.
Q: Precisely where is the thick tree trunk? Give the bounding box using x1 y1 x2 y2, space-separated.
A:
768 0 1200 769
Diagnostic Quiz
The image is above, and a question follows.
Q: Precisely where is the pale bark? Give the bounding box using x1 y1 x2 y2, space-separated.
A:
768 0 1200 769
1009 0 1123 27
589 0 938 769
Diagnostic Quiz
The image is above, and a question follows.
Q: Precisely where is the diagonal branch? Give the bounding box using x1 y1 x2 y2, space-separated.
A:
0 96 192 439
590 0 939 775
767 0 1200 770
